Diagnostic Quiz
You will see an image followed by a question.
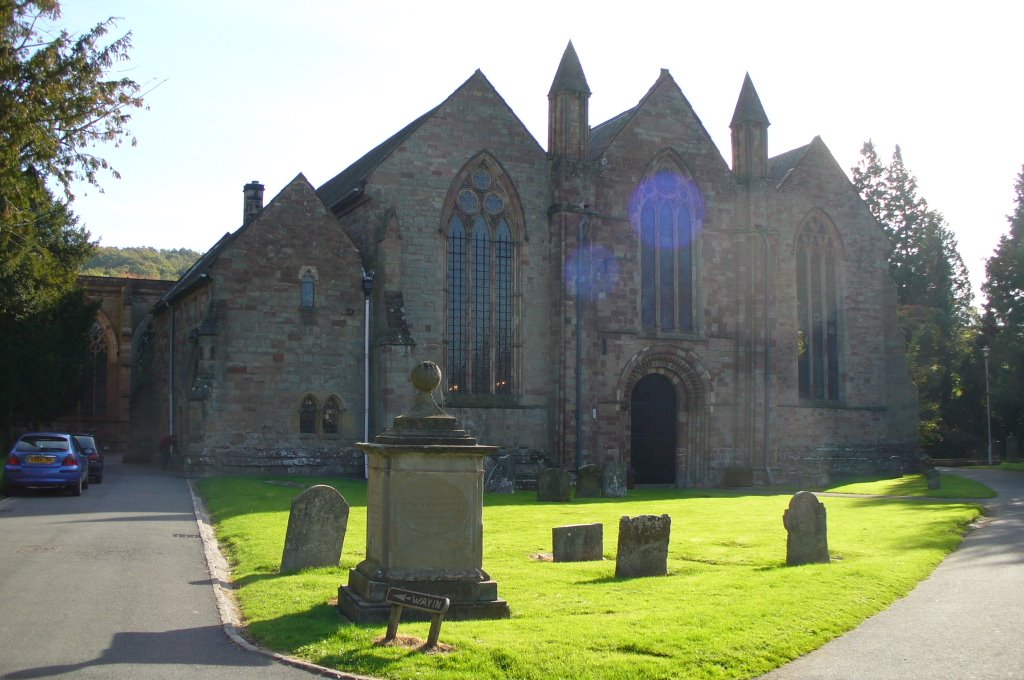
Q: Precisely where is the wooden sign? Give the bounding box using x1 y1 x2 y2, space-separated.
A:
384 587 451 648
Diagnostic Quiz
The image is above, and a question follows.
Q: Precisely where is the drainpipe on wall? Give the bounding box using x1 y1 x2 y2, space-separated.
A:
362 270 374 479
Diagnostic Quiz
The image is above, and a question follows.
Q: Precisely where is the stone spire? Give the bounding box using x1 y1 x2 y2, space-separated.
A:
730 74 770 181
548 41 591 160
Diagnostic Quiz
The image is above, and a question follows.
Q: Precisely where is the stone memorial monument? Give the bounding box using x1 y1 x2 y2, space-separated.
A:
615 514 671 578
926 468 941 490
280 484 350 574
337 361 510 622
783 491 830 566
575 464 603 498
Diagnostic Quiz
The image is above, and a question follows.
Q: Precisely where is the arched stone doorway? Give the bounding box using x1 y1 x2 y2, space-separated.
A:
630 374 677 484
618 347 712 487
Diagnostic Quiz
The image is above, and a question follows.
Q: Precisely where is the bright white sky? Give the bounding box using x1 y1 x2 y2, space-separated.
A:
57 1 1022 304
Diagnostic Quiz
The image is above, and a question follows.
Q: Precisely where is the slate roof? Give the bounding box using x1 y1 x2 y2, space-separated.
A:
317 106 439 211
588 107 636 161
154 230 234 309
768 142 812 186
548 41 590 96
730 73 770 128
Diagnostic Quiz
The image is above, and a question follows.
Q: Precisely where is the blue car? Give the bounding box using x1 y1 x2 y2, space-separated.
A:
3 432 90 496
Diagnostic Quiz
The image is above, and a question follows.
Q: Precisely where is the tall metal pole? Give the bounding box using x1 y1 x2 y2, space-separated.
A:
983 346 992 466
574 213 589 472
362 270 374 479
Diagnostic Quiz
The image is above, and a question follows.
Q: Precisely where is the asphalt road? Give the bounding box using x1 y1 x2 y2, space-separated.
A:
0 458 324 679
761 467 1024 680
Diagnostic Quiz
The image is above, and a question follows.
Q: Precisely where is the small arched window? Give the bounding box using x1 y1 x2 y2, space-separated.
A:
796 216 841 401
300 271 315 308
299 395 318 434
322 396 341 434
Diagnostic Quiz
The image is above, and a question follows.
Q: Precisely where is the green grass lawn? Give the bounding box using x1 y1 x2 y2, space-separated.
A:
195 478 984 680
823 472 996 498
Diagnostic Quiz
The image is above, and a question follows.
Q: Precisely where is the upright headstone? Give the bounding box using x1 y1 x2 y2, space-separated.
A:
537 467 570 502
280 485 350 574
552 523 603 562
783 491 829 566
602 461 628 498
575 464 603 498
1006 434 1019 463
925 468 941 490
615 514 671 578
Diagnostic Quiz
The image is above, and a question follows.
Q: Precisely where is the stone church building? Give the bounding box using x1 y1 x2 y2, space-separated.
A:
133 43 918 485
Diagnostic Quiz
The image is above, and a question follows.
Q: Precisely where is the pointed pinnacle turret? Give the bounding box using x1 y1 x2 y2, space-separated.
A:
548 41 591 97
730 73 770 128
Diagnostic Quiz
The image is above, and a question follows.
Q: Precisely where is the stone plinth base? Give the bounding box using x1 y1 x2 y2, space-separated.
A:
337 584 510 623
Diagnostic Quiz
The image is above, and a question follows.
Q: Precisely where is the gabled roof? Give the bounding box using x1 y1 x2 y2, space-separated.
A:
548 40 590 96
156 174 316 309
316 105 439 211
730 73 770 128
768 142 812 186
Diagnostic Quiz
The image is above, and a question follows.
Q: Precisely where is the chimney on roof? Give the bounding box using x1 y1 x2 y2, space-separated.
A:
243 180 264 225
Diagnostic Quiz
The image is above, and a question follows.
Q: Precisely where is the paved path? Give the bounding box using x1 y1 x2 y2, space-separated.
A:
761 468 1024 680
0 458 332 680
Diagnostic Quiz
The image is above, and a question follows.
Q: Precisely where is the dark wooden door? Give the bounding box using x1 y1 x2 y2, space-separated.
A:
630 374 677 484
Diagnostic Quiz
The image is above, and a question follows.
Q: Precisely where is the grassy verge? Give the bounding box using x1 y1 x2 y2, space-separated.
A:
823 472 996 498
195 478 982 680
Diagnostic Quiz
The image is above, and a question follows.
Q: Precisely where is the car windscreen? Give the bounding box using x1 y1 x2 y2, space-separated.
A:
74 436 97 451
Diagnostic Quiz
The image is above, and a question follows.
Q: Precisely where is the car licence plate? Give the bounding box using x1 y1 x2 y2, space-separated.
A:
26 455 55 464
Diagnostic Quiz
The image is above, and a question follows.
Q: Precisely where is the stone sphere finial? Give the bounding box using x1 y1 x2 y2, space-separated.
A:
411 361 442 394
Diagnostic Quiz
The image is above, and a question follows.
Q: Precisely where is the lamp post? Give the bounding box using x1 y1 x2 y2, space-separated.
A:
983 346 992 466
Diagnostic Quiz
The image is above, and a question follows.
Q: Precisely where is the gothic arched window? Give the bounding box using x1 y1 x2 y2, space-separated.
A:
796 216 841 401
446 159 517 396
299 395 318 434
322 396 340 435
80 321 108 416
300 270 315 308
634 162 700 333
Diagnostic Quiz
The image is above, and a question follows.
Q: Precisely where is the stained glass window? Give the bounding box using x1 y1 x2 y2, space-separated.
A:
80 322 108 416
446 159 517 395
299 395 317 434
300 271 315 308
796 217 841 401
636 166 698 333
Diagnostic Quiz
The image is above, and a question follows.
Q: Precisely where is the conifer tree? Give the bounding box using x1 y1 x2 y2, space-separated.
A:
982 167 1024 440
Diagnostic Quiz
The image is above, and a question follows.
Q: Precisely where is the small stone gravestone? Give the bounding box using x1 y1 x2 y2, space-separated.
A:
575 464 603 498
926 468 941 490
537 467 570 502
553 523 603 562
602 461 628 498
280 485 350 574
783 491 829 566
485 455 516 494
615 514 671 578
1007 434 1019 463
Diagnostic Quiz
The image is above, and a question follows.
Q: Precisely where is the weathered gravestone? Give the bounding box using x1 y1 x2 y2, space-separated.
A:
1007 434 1019 463
280 484 350 574
537 467 570 502
601 461 628 498
783 491 829 566
553 523 603 562
575 464 603 498
615 514 671 578
926 468 941 490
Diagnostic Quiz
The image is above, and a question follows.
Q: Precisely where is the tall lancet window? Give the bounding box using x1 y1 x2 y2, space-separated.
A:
633 159 701 333
445 157 518 396
796 216 841 401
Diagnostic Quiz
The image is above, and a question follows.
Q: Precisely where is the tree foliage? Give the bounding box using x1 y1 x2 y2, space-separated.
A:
982 167 1024 441
83 246 201 279
0 1 144 437
853 141 981 455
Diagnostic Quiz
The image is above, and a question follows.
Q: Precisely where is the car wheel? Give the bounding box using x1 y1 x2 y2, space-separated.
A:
83 476 89 490
94 474 103 484
69 477 83 497
2 480 16 497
